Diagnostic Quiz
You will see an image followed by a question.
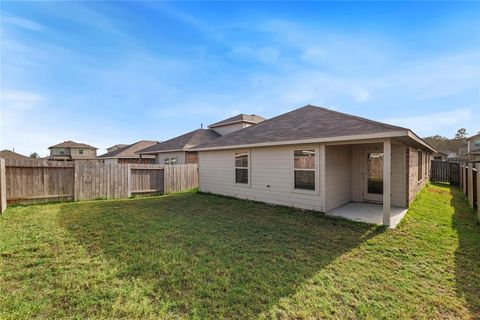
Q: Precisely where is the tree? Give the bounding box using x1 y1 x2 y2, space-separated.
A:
30 152 39 159
454 128 468 139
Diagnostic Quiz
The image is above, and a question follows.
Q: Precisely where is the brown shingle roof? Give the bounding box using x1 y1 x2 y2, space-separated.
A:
208 114 266 128
97 140 159 159
137 129 220 154
195 105 409 149
0 150 31 160
49 140 97 149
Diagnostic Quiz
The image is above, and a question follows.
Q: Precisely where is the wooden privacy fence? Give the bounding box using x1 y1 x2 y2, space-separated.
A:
458 162 480 219
430 160 460 185
0 159 198 209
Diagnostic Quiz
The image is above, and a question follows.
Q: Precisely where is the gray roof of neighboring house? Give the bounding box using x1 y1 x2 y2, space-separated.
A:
0 149 31 160
466 133 480 141
97 140 159 159
208 114 266 128
137 129 221 154
49 140 97 149
107 144 128 150
194 105 410 149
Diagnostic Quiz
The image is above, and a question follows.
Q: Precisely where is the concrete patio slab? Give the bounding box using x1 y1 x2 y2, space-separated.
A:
327 202 408 228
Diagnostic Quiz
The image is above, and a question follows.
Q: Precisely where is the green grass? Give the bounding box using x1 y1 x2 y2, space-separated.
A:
1 184 479 319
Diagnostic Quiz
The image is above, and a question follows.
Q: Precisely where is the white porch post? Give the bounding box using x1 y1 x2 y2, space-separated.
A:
383 139 391 226
320 144 326 212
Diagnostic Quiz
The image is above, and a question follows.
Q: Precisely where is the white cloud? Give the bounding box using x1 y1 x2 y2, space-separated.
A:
1 90 46 110
2 15 44 31
383 108 474 135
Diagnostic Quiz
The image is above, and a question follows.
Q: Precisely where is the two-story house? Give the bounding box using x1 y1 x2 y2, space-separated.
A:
459 133 480 161
47 140 97 161
137 114 266 164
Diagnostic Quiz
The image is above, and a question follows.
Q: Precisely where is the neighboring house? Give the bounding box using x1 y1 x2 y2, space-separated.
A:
137 129 221 164
138 114 265 164
106 144 128 153
208 114 266 136
97 140 159 164
459 133 480 161
432 151 448 161
193 105 436 227
0 149 31 161
47 140 97 161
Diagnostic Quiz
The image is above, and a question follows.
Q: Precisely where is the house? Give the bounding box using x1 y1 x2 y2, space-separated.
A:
432 151 448 161
137 129 221 164
459 133 480 161
0 149 31 161
106 144 128 153
97 140 159 164
193 105 436 228
47 140 97 161
137 114 265 164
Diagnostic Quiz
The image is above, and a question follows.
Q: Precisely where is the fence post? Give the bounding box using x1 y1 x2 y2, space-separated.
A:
0 158 7 213
468 163 474 207
73 161 79 201
127 164 132 198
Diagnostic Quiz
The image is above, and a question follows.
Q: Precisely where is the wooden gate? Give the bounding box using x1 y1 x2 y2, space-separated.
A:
430 160 460 186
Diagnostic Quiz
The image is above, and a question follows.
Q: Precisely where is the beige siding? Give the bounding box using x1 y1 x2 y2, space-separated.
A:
325 145 350 211
199 140 410 212
348 143 406 207
199 145 324 211
50 147 70 156
349 145 363 202
211 122 249 136
155 152 186 165
71 148 96 157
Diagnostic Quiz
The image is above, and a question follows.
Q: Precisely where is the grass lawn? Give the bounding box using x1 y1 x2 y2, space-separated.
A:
1 184 479 319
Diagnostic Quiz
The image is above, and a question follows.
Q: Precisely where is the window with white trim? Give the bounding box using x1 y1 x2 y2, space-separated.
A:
235 152 249 184
164 157 177 165
294 149 315 190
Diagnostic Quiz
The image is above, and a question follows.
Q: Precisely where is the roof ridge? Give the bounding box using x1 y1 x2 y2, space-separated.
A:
305 104 407 131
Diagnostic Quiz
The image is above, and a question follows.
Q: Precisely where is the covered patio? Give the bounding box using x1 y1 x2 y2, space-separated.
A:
327 202 408 228
321 138 407 228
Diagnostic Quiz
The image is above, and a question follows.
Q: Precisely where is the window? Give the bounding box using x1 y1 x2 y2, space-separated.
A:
235 152 249 184
475 140 480 149
164 157 177 165
418 151 423 181
79 149 84 155
59 149 65 155
294 149 315 191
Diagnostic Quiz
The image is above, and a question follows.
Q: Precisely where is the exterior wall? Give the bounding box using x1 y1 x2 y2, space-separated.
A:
391 143 407 207
325 145 350 211
199 141 414 212
349 143 406 208
407 146 430 203
155 151 186 165
210 122 250 136
71 148 97 158
199 144 324 211
104 159 118 165
467 135 480 153
50 147 71 156
185 151 198 164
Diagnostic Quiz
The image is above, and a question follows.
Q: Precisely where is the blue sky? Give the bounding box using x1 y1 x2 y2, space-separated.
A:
1 1 479 156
